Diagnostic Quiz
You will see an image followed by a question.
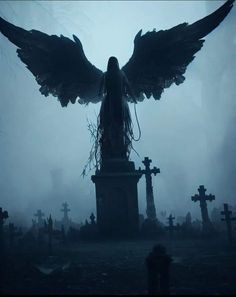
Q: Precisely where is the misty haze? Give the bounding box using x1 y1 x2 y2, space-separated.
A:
0 0 235 227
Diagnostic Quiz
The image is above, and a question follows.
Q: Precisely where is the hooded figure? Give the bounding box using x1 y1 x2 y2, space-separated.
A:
98 56 136 161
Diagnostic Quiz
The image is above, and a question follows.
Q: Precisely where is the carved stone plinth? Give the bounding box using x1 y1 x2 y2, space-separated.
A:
91 159 142 237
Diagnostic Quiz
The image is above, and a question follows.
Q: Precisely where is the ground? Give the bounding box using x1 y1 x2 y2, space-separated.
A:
2 237 236 295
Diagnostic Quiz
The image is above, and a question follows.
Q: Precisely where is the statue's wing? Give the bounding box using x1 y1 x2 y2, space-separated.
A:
122 0 234 101
0 17 103 106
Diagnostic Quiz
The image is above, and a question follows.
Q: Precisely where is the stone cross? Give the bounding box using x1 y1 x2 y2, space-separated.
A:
221 203 236 244
34 209 45 227
167 214 175 238
139 157 160 221
191 185 215 233
61 202 70 220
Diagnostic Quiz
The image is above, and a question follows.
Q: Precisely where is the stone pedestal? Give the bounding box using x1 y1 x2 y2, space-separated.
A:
91 159 142 237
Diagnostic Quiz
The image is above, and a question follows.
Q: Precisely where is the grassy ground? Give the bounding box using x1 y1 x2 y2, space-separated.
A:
2 237 236 295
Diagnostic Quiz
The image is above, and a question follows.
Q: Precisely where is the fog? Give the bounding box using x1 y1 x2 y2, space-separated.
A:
0 1 235 226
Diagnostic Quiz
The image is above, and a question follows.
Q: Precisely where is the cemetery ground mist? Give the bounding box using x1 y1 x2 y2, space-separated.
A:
2 237 236 295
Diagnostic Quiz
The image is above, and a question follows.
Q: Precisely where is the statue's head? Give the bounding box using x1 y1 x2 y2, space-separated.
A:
107 56 119 72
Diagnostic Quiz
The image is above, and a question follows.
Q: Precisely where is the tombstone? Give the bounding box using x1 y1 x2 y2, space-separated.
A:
139 157 160 221
146 244 172 295
221 203 236 244
191 185 215 234
185 212 192 226
167 214 176 239
34 209 45 228
90 213 96 225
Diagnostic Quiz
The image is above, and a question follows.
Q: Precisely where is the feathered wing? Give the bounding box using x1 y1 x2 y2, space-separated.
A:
122 0 234 101
0 17 103 106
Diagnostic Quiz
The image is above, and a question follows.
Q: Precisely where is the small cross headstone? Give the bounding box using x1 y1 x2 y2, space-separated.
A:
191 185 215 234
139 157 160 221
221 203 236 244
61 202 70 220
146 244 172 295
90 213 96 225
34 209 45 228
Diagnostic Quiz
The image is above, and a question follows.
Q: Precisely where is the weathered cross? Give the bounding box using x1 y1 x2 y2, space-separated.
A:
34 209 45 227
61 202 70 220
167 214 175 238
191 185 215 233
221 203 236 244
139 157 160 221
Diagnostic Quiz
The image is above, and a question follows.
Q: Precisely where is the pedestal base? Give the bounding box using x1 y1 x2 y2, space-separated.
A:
91 159 142 237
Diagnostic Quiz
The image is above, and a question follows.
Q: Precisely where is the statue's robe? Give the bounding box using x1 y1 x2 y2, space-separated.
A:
98 70 133 160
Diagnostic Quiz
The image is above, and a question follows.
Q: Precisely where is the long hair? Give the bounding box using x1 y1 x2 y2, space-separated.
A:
107 56 119 72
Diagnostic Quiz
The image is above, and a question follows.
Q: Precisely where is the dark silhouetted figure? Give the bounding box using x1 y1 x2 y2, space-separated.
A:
221 203 236 244
98 57 136 161
191 185 215 234
146 244 172 295
90 213 96 225
139 157 160 221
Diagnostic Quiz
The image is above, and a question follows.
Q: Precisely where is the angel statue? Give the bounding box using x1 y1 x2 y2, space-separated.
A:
0 0 234 168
